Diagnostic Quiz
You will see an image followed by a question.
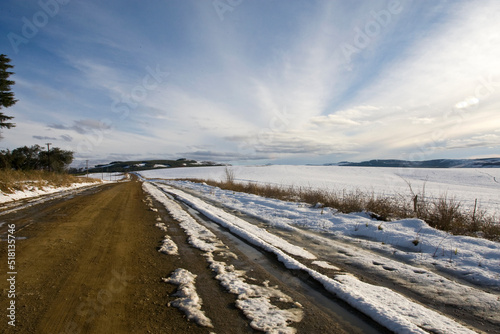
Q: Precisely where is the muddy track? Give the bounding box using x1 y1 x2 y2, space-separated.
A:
1 179 214 333
1 178 375 333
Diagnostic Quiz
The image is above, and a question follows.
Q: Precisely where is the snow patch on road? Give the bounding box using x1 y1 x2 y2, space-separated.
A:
158 235 179 255
162 268 213 328
208 253 303 333
155 222 168 232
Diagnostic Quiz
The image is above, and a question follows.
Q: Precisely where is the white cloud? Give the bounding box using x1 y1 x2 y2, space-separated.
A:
309 105 380 128
410 117 435 125
310 114 361 127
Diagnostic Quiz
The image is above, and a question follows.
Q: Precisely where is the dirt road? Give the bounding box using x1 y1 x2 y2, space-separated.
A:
1 179 180 333
1 178 371 333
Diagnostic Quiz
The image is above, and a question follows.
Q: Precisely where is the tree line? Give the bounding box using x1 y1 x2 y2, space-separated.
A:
0 145 74 173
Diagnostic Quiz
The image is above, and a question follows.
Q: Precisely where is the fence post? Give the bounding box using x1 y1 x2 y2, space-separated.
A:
472 199 478 228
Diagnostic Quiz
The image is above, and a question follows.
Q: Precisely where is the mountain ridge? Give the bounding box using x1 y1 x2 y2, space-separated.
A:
326 158 500 168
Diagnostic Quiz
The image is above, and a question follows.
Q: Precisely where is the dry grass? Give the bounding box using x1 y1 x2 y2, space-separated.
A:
0 169 100 194
183 177 499 242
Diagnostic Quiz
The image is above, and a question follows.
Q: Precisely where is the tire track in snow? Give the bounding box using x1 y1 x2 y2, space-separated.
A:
150 181 478 334
143 182 304 334
478 170 500 184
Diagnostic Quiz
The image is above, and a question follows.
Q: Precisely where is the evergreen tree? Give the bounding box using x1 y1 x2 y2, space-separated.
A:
0 145 74 172
39 147 74 173
11 145 42 170
0 54 17 131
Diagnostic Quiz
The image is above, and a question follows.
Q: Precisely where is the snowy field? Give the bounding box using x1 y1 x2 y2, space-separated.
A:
140 165 500 216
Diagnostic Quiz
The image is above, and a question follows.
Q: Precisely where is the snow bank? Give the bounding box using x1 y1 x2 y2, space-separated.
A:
0 181 100 204
315 272 476 334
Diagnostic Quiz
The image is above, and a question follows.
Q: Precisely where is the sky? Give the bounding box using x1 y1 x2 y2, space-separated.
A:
0 0 499 168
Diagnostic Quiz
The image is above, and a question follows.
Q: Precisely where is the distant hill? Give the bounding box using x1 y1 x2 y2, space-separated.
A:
74 159 226 174
327 158 500 168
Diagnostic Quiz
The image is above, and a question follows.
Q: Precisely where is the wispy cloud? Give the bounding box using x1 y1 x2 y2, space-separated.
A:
48 119 112 135
445 134 500 150
33 134 73 142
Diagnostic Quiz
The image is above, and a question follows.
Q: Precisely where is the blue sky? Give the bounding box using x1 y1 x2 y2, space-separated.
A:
1 0 499 168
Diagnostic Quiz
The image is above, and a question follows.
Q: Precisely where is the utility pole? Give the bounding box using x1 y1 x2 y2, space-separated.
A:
86 160 89 178
46 143 52 172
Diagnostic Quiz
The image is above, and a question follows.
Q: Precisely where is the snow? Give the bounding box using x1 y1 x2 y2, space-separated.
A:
146 192 212 327
155 222 168 231
141 178 500 334
162 268 214 328
0 180 100 204
164 180 500 288
236 297 303 333
86 172 126 181
140 165 500 215
154 183 316 261
158 234 179 255
322 273 475 334
144 196 179 255
211 256 304 333
312 261 340 270
143 182 304 333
